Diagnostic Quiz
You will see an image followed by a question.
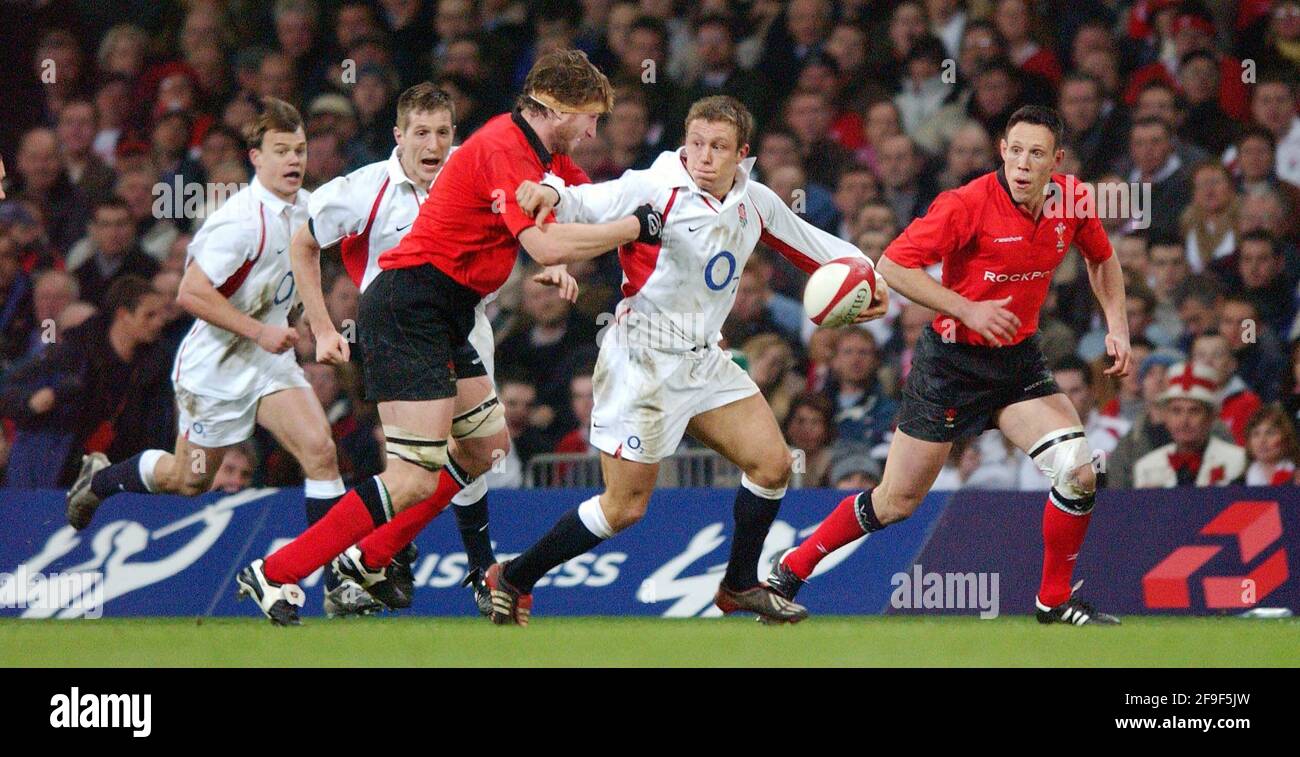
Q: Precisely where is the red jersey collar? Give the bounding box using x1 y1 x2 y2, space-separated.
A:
510 109 554 169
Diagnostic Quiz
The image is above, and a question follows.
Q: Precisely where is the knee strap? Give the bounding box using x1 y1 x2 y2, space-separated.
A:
451 395 505 439
383 425 449 471
1028 426 1095 514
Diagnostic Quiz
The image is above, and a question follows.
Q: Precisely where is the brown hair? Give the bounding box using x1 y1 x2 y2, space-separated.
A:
397 82 455 129
1244 404 1300 465
244 97 303 149
517 49 613 115
685 95 754 148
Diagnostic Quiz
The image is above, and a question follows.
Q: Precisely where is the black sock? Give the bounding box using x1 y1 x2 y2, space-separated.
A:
452 494 496 573
90 453 151 499
306 492 345 591
304 493 342 526
503 508 604 593
722 485 783 591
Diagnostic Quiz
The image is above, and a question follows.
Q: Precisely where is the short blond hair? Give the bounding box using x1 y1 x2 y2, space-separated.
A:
684 95 754 148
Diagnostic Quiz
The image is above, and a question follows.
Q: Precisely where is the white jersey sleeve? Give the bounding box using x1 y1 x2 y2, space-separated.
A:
306 174 365 248
551 169 653 224
747 180 871 273
188 210 259 287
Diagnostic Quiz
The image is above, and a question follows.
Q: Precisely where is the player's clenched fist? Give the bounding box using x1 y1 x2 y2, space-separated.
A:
957 296 1021 346
633 204 663 243
516 180 561 226
315 329 351 364
255 323 299 354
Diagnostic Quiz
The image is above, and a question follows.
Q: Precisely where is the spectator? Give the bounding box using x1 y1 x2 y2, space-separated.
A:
1059 72 1126 181
1176 50 1238 155
1172 273 1223 350
1237 405 1300 486
0 234 35 368
12 128 91 254
1098 337 1155 424
761 161 837 232
0 276 169 488
1180 160 1238 272
893 35 950 137
1235 78 1300 187
1106 351 1179 488
211 441 259 494
1147 234 1191 337
23 270 80 361
1281 341 1300 434
722 263 801 349
686 15 771 129
831 164 880 241
554 369 595 455
498 269 599 433
72 198 159 308
827 443 883 490
822 328 897 448
993 0 1061 86
937 121 995 191
1219 231 1298 338
877 134 938 230
488 375 551 488
783 89 850 188
1230 127 1300 240
742 333 802 425
933 434 1017 490
1218 295 1285 402
1133 360 1248 487
1190 332 1261 446
1123 8 1249 122
783 392 837 487
57 99 117 207
605 90 657 173
1125 117 1192 239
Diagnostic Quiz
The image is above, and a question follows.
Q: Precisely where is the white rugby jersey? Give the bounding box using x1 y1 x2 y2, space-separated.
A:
551 149 871 349
173 177 310 400
307 146 448 292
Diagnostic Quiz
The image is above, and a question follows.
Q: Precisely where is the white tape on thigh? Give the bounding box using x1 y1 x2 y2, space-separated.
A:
383 425 449 471
451 395 505 439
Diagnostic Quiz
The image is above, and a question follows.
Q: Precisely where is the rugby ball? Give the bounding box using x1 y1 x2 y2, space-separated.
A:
803 257 878 327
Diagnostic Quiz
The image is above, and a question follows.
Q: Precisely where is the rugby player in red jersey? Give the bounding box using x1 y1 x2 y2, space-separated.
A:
233 50 665 624
768 106 1132 625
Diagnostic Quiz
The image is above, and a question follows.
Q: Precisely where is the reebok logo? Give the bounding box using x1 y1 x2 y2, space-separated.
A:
993 236 1023 243
983 270 1050 282
50 687 152 737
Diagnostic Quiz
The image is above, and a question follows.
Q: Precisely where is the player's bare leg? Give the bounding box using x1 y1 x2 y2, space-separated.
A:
342 375 507 611
997 395 1119 625
771 429 951 601
487 452 657 626
685 394 808 623
66 432 231 530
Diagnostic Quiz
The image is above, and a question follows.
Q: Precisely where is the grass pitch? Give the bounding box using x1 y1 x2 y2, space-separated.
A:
3 616 1297 667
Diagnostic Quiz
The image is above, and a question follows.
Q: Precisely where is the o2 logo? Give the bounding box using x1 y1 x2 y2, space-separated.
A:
274 271 296 305
704 251 737 292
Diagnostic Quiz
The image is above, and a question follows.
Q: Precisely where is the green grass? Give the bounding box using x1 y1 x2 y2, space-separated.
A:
3 616 1297 667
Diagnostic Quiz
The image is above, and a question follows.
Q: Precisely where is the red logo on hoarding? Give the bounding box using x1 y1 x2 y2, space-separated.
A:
1142 501 1289 609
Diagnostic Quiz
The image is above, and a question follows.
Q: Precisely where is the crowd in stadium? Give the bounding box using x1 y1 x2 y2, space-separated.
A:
1 0 1299 492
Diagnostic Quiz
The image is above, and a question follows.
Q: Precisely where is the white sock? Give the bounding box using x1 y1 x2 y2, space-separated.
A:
138 449 166 494
304 477 345 499
577 495 615 539
452 475 488 506
741 472 787 500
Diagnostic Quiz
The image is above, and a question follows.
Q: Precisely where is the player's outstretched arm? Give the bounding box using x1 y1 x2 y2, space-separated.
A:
177 262 297 354
516 204 661 266
288 223 348 363
1084 252 1131 376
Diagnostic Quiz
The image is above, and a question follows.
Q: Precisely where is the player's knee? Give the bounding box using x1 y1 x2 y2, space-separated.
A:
1071 462 1097 495
874 483 922 523
603 490 650 531
1030 427 1096 514
747 451 791 491
454 430 509 477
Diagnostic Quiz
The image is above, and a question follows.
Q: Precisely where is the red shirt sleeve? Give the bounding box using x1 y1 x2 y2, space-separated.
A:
484 151 539 238
883 190 974 268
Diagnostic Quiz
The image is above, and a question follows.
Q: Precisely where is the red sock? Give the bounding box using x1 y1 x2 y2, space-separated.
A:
784 493 867 579
1038 500 1092 607
264 489 377 584
357 468 461 569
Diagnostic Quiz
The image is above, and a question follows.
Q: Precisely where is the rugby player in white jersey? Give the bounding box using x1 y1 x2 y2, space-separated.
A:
483 95 890 625
293 83 577 614
65 99 373 611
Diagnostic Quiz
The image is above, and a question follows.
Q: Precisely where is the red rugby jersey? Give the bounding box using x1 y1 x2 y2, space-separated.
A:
884 169 1112 346
379 111 590 295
